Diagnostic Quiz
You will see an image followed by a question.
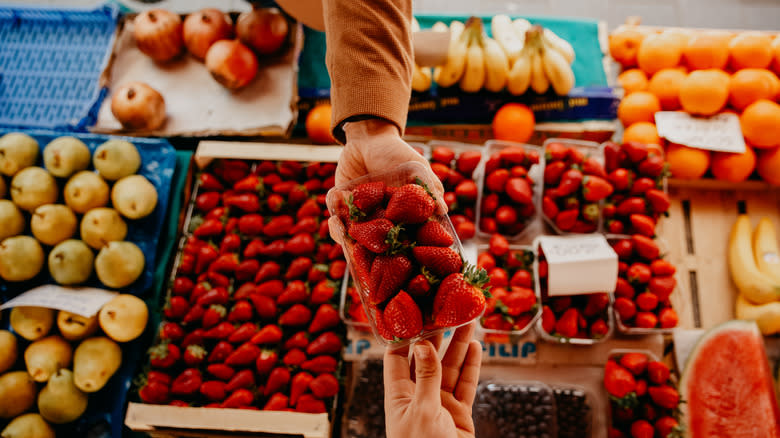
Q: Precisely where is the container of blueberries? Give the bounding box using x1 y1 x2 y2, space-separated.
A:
342 360 387 438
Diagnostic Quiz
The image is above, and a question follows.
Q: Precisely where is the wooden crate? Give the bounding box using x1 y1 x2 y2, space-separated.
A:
660 179 780 330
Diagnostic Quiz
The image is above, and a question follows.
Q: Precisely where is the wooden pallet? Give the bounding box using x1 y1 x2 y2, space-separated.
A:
661 179 780 330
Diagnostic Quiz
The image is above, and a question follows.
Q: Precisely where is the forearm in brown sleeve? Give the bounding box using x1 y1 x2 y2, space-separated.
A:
322 0 413 143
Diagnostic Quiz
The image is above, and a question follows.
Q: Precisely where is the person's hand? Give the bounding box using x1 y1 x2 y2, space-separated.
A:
384 323 482 438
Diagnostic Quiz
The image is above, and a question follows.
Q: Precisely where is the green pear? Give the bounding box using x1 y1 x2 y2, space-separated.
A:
43 136 91 178
10 307 54 341
0 200 25 241
31 204 77 246
64 171 109 214
111 175 158 219
0 371 37 419
57 311 99 342
37 369 88 424
0 236 44 282
25 335 73 383
80 208 127 249
10 167 58 212
0 133 39 177
48 240 94 286
95 241 145 288
0 331 18 374
1 413 55 438
73 336 121 393
93 140 141 181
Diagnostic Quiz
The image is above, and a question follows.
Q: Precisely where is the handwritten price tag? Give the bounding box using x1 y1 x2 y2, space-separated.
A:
0 285 117 317
537 235 618 296
655 111 746 153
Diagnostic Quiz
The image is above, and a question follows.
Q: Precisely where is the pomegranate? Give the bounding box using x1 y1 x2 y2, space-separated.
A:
183 8 234 60
236 7 289 55
133 9 183 62
111 82 167 130
205 40 258 90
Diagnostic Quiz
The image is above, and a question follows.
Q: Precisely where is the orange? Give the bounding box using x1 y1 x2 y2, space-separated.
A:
683 31 732 70
306 103 336 144
729 32 773 70
637 32 683 76
728 69 780 111
622 122 661 146
666 143 710 180
757 146 780 185
648 68 687 110
492 103 535 143
609 27 647 68
710 145 756 183
740 99 780 148
772 36 780 75
678 69 730 116
617 91 661 127
617 69 649 95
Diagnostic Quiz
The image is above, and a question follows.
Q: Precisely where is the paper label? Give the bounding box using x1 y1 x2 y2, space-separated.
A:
0 285 117 317
537 235 618 296
655 111 746 153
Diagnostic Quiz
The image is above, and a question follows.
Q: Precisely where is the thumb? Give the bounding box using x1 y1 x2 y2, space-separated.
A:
412 340 442 408
327 216 345 246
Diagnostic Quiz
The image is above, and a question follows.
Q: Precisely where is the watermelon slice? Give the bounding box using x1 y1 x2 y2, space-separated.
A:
680 320 780 438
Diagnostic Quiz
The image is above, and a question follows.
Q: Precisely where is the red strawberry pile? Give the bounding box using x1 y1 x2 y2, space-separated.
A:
139 159 346 413
542 141 614 233
537 249 611 340
603 141 671 236
605 353 683 438
611 236 679 331
333 177 489 342
479 145 540 237
477 234 538 341
428 145 482 241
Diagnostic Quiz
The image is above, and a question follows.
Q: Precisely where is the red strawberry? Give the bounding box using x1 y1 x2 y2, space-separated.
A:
181 329 205 349
139 380 170 404
635 312 658 328
284 331 310 350
255 349 278 375
309 374 339 398
584 293 610 317
227 300 254 323
432 265 489 328
296 394 326 413
416 221 455 247
619 352 649 376
505 177 533 205
256 279 285 298
228 322 258 344
541 305 556 333
207 364 236 381
385 183 436 224
604 360 637 398
630 214 656 237
488 233 510 257
277 280 308 306
222 388 254 408
301 355 338 374
582 176 614 202
264 367 291 396
646 189 670 214
615 278 635 299
290 372 314 405
263 393 289 411
199 172 224 191
649 275 676 302
251 324 283 345
350 181 385 216
647 361 670 384
555 308 580 338
309 304 340 333
149 343 180 369
285 257 314 280
171 368 202 396
554 209 578 231
200 380 227 401
249 294 277 320
406 274 432 297
310 280 337 305
455 180 478 201
650 259 676 276
591 319 609 337
383 291 423 339
616 197 646 216
283 348 307 366
659 308 679 329
202 305 226 328
629 177 656 195
264 215 294 237
627 263 652 284
306 332 342 356
503 287 536 316
368 254 413 304
614 297 637 321
194 219 223 238
286 233 315 256
638 154 666 178
655 417 680 438
348 218 394 253
183 345 206 366
279 304 313 326
296 198 321 220
225 342 262 366
225 369 255 393
329 260 346 281
159 322 185 342
631 420 654 438
456 150 481 175
636 292 659 311
412 246 463 278
648 385 679 409
432 146 455 164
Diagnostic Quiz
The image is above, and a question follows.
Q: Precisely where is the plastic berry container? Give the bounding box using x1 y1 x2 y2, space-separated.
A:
473 380 559 438
338 271 372 332
476 140 544 241
326 161 483 348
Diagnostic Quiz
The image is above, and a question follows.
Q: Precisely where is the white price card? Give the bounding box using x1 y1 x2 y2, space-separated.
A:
0 285 117 317
537 235 618 296
655 111 746 153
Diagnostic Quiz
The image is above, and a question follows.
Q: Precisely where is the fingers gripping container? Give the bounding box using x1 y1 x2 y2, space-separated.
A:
326 161 475 348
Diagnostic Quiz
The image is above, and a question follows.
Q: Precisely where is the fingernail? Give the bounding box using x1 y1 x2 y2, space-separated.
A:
414 342 431 361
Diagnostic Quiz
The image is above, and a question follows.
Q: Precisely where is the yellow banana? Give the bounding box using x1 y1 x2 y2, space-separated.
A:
434 20 467 88
410 17 432 92
507 46 532 95
459 23 486 93
542 28 575 64
483 36 509 92
735 294 780 335
529 47 549 94
431 21 448 33
512 18 532 36
491 15 524 64
728 215 780 304
541 37 575 95
753 217 780 283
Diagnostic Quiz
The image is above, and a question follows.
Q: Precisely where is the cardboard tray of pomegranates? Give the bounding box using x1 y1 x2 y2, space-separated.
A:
0 4 119 131
0 129 176 297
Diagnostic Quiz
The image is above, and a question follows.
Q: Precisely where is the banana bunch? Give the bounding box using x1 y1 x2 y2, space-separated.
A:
432 17 510 93
729 215 780 334
411 17 432 93
492 15 576 96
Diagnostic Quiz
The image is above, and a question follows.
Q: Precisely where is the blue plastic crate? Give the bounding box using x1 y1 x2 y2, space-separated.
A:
0 4 119 131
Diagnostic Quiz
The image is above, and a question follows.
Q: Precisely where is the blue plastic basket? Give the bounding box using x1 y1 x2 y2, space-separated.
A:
0 4 119 131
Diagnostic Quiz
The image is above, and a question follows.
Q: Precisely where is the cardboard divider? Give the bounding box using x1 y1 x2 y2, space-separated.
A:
194 141 343 168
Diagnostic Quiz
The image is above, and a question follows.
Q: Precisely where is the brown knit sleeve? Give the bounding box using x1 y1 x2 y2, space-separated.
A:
322 0 413 143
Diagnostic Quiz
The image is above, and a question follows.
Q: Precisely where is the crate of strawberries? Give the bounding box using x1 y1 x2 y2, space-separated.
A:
427 140 484 241
477 140 543 240
541 139 613 234
604 350 683 438
609 236 680 334
327 161 490 347
476 234 541 342
535 242 614 345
